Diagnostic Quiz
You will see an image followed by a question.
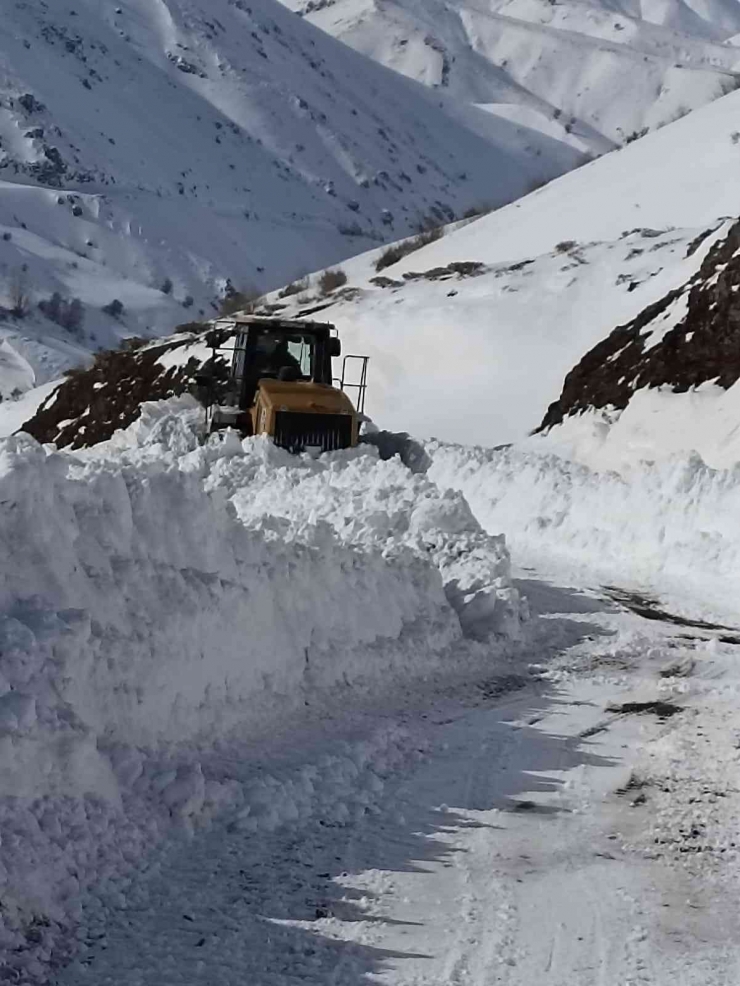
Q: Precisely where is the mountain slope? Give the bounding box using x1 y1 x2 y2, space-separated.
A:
284 0 740 152
232 88 740 448
0 0 581 401
15 61 740 454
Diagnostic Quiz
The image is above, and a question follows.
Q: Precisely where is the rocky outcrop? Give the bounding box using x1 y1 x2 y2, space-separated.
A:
538 219 740 431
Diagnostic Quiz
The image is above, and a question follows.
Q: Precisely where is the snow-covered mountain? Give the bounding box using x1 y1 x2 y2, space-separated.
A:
15 81 740 460
284 0 740 153
0 0 584 404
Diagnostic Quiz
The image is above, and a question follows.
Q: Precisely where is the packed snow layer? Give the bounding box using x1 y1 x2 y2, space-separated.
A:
0 400 526 966
0 0 582 402
428 440 740 619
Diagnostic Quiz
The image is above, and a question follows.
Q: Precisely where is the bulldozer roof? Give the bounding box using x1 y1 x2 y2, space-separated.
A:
214 315 337 334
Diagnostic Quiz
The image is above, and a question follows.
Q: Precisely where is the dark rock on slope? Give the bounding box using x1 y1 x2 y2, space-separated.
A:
23 327 212 449
538 219 740 431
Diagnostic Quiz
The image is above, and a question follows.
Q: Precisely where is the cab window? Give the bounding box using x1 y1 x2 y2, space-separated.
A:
252 331 315 378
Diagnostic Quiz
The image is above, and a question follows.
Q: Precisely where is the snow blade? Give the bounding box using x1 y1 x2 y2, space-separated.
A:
359 430 431 473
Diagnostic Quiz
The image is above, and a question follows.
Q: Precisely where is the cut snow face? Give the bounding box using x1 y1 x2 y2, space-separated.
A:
0 403 526 973
282 0 740 151
0 0 582 404
427 438 740 623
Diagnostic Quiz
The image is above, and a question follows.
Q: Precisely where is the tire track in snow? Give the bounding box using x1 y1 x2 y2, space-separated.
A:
53 575 740 985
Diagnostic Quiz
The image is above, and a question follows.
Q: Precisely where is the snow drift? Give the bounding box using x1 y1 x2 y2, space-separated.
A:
0 400 526 973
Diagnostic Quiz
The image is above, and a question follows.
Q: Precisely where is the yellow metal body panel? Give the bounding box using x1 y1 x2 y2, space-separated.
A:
251 379 359 444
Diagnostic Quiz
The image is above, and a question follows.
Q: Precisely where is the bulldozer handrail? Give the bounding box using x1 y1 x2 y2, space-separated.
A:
339 355 369 415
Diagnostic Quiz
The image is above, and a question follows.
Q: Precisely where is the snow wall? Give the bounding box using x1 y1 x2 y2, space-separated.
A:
428 440 740 618
0 400 527 973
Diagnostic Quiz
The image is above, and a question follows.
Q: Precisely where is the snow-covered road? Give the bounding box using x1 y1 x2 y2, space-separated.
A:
53 572 740 985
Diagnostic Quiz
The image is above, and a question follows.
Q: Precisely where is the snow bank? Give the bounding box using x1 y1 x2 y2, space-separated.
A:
0 400 526 974
428 440 740 619
522 383 740 473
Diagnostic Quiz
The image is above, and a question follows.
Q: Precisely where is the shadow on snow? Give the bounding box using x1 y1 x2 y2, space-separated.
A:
52 579 619 985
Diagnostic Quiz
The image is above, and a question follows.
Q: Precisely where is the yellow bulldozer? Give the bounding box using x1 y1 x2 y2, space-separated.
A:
194 315 369 453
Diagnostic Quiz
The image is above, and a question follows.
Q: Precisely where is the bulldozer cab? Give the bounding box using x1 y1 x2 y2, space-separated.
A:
195 315 367 454
231 321 337 401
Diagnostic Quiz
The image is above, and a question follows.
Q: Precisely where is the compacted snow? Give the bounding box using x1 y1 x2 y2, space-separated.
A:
45 567 740 986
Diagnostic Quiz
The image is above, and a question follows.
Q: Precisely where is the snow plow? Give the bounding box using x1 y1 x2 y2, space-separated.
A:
194 315 368 453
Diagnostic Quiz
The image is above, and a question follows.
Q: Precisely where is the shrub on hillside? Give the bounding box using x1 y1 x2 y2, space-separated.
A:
119 337 147 352
278 276 310 299
102 299 125 318
318 268 348 296
39 292 84 334
9 265 30 318
624 127 648 145
374 224 443 272
462 203 493 220
219 281 261 316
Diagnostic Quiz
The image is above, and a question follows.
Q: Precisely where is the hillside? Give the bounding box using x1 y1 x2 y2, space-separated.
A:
0 0 582 403
13 83 740 452
283 0 740 153
220 86 740 450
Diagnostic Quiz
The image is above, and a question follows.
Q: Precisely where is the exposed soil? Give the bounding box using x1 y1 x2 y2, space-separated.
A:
602 586 740 642
401 260 486 282
22 326 210 449
606 699 683 718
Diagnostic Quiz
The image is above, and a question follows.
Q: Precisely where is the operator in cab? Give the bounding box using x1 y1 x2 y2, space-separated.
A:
253 333 304 380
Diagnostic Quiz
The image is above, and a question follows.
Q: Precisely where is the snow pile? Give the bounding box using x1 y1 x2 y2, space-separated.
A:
1 426 458 757
0 401 526 972
428 440 740 617
208 433 528 639
520 382 740 473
